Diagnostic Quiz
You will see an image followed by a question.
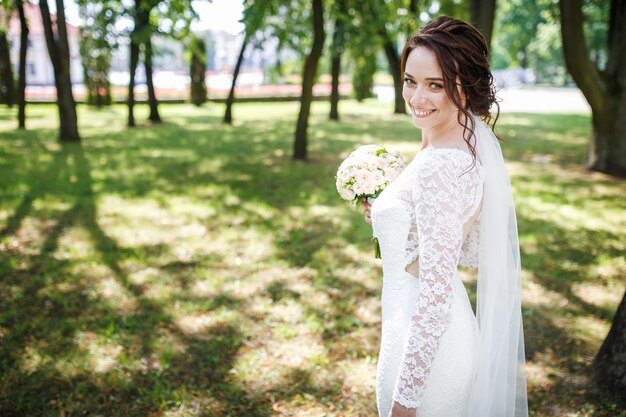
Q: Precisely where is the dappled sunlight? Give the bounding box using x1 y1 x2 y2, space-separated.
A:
0 102 623 415
523 274 571 308
571 282 624 314
19 344 53 375
94 277 138 313
54 226 98 260
175 313 231 335
75 331 125 374
571 316 611 344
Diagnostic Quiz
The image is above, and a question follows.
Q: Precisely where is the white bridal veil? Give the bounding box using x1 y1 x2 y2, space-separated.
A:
466 115 529 416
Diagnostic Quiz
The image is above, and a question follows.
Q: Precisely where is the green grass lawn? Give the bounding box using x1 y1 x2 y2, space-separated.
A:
0 100 624 417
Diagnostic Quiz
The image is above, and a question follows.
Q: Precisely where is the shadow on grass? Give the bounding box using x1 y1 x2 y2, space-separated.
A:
0 144 271 416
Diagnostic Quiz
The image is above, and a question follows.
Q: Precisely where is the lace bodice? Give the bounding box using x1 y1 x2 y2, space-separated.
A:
371 148 483 410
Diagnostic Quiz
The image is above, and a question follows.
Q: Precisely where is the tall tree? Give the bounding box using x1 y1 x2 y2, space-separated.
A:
127 0 153 126
224 0 272 124
189 35 206 106
329 0 347 121
128 37 140 127
224 33 249 124
16 0 27 128
0 27 14 107
126 0 196 126
293 0 325 160
560 0 625 176
561 0 626 397
470 0 497 49
144 35 160 122
39 0 80 142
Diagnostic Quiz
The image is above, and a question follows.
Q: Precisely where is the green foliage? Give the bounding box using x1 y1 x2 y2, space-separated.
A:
581 0 609 70
490 0 608 84
351 48 377 101
340 2 382 101
437 0 470 22
77 0 121 107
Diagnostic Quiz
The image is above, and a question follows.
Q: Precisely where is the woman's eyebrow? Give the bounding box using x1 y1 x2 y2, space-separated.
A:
403 73 444 82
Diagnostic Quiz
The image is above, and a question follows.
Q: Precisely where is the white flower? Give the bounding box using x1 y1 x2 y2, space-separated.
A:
339 186 356 201
361 178 377 195
384 169 399 182
371 171 386 186
335 144 405 202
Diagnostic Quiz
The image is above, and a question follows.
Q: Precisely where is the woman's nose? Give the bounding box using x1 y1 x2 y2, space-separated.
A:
409 86 427 107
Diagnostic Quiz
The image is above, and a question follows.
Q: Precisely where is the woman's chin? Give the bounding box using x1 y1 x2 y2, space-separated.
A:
411 117 433 130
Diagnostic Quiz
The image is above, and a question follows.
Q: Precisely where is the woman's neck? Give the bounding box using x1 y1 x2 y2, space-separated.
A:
421 114 467 150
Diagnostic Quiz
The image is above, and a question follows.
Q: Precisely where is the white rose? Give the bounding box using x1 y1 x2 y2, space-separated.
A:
361 178 377 195
338 168 351 183
339 186 356 201
371 171 386 186
384 169 399 182
354 169 371 184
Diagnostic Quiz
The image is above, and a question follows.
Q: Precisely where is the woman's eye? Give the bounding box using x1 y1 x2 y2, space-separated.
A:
429 82 443 89
403 78 415 86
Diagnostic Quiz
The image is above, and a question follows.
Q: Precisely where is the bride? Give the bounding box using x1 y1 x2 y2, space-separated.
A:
361 16 528 417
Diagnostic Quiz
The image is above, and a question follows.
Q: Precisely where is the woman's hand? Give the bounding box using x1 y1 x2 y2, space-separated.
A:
361 198 372 225
387 401 416 417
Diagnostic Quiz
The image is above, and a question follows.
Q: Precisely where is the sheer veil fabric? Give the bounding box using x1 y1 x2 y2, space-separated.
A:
466 114 528 416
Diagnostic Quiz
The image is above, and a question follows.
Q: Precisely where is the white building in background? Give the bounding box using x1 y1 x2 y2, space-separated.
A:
7 2 82 85
6 4 287 89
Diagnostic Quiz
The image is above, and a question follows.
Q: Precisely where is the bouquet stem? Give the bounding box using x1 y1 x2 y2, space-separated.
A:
373 237 381 259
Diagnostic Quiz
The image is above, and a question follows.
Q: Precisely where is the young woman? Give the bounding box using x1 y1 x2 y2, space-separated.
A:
362 17 528 417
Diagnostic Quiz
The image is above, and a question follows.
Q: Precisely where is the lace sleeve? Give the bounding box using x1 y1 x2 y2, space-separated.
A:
392 153 468 409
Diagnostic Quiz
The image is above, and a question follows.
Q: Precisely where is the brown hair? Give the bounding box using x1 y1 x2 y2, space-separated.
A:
401 16 500 161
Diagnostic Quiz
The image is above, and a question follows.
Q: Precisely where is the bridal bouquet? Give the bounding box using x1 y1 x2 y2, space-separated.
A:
335 145 406 258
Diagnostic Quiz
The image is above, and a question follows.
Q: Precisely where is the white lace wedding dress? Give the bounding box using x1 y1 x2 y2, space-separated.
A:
371 148 483 417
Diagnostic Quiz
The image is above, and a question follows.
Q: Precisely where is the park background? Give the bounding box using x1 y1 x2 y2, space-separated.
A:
0 0 625 416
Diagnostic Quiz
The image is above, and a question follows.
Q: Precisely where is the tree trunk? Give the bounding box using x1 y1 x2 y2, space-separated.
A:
594 289 626 403
39 0 80 143
224 33 249 124
190 37 207 106
560 0 626 176
0 31 15 107
293 0 325 160
329 53 340 121
16 0 28 129
382 39 405 115
128 39 139 127
470 0 497 50
329 0 346 121
144 35 160 123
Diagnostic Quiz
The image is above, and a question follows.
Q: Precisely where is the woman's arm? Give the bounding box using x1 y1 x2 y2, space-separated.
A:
391 154 467 410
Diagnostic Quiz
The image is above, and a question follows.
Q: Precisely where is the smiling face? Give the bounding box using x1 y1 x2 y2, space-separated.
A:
402 45 462 134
